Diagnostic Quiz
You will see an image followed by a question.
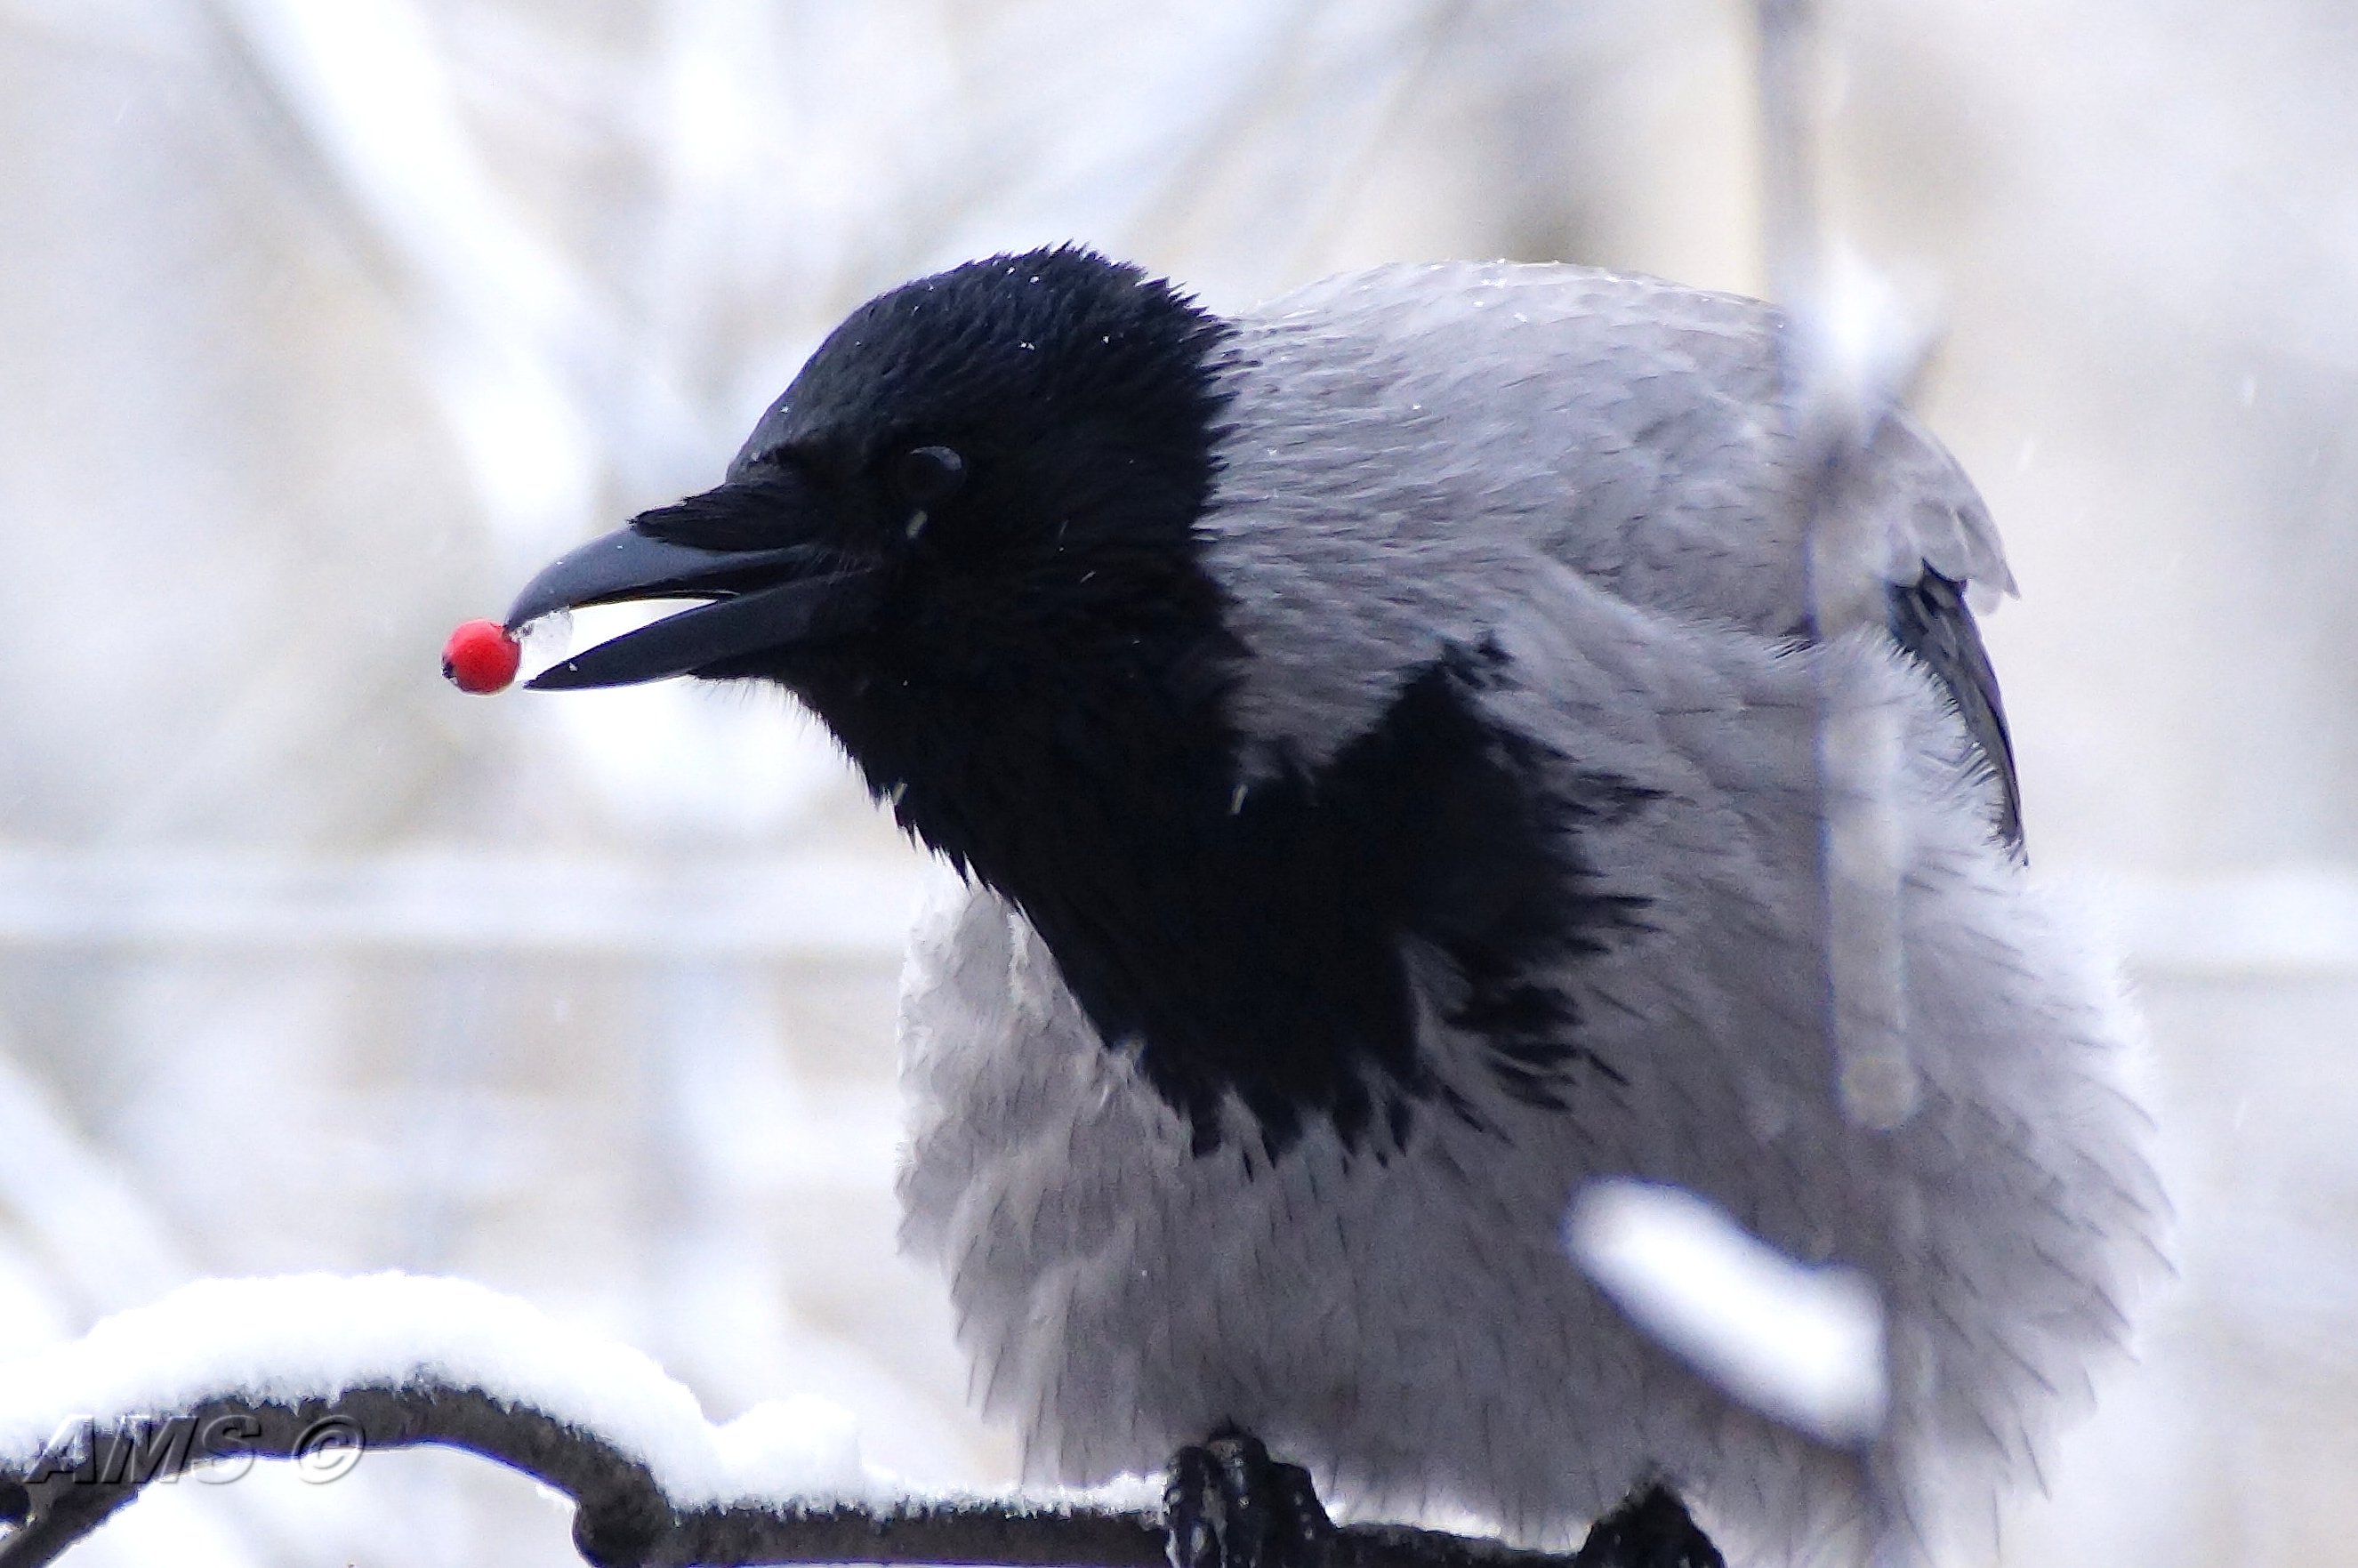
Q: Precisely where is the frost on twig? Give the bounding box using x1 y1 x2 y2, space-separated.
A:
0 1275 1577 1568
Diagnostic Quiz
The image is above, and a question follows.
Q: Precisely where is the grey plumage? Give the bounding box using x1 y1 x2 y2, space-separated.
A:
891 262 2161 1563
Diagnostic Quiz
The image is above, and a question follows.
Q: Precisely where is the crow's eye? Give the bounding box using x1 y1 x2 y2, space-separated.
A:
893 445 966 506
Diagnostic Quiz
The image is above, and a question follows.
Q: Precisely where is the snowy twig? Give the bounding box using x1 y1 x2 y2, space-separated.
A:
0 1379 1160 1568
0 1386 1582 1568
0 1276 1582 1568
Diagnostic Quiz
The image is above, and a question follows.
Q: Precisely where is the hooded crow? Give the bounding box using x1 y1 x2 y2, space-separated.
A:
503 247 2161 1567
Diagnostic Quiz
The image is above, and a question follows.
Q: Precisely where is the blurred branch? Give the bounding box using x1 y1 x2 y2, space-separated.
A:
1752 0 1819 311
1750 0 1941 623
1750 9 1923 1557
195 0 715 530
0 1378 1584 1568
1277 0 1474 278
1095 0 1336 252
0 848 914 959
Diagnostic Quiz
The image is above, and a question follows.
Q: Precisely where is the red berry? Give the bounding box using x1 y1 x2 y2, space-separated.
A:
442 619 521 694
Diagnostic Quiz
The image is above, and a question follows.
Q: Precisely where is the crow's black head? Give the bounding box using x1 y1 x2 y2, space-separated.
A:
511 245 1234 708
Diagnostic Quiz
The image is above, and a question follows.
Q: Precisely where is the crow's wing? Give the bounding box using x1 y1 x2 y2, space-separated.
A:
1226 261 2022 844
1888 567 2021 848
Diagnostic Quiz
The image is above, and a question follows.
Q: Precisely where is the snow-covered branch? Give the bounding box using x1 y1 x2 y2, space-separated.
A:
0 1276 1581 1568
0 1378 1162 1568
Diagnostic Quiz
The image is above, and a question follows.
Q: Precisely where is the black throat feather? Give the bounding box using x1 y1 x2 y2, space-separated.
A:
811 626 1648 1161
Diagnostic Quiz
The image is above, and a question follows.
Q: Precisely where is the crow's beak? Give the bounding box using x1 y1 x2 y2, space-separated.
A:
504 481 880 690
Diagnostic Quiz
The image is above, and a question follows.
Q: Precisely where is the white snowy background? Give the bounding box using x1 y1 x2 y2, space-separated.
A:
2 0 2354 1563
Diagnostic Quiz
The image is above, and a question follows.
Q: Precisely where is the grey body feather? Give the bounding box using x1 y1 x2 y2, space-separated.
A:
895 263 2160 1563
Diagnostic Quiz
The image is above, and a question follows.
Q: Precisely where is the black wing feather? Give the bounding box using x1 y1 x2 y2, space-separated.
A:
1887 568 2024 854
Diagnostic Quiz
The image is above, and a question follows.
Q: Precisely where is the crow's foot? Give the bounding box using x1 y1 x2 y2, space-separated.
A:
1163 1427 1333 1568
1572 1483 1724 1568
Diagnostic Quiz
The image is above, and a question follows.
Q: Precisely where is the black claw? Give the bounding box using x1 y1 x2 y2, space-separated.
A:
1164 1427 1332 1568
1572 1484 1724 1568
1166 1444 1221 1568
